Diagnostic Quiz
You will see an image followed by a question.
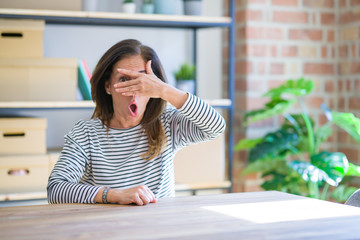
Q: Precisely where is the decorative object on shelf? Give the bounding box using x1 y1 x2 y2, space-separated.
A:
82 0 99 11
154 0 175 15
174 63 196 94
78 59 92 100
235 77 360 203
122 0 136 14
184 0 202 16
174 0 184 15
141 0 154 14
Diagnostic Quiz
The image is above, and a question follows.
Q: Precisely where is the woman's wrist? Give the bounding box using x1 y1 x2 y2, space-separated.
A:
162 84 188 109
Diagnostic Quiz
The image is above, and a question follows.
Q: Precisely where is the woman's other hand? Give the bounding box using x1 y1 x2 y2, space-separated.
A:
101 185 157 206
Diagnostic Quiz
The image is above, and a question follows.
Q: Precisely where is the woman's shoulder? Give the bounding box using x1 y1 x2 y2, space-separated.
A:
68 118 103 137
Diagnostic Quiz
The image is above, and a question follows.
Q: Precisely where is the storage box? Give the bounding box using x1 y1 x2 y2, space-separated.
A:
0 18 44 58
0 118 47 155
48 152 60 175
0 58 78 101
0 155 49 194
174 133 225 184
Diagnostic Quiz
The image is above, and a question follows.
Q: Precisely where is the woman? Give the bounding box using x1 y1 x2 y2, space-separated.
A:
48 39 226 206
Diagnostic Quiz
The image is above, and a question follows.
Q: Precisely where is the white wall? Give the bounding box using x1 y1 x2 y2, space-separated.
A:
0 0 223 148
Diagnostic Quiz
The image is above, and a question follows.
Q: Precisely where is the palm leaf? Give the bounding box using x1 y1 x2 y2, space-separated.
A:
346 162 360 176
234 138 262 151
243 99 295 126
264 78 314 99
332 112 360 142
289 160 329 184
311 152 348 186
249 128 300 162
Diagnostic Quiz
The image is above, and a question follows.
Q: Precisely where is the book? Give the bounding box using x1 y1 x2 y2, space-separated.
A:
78 59 92 100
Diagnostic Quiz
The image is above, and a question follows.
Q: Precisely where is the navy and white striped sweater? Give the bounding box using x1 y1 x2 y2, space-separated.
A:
47 94 226 204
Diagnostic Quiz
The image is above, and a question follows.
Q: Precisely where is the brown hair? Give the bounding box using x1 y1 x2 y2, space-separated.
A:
91 39 167 160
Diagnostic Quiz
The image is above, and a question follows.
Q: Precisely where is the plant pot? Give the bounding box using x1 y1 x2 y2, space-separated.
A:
154 0 175 15
123 3 136 14
141 3 154 14
82 0 99 11
176 80 195 94
184 0 202 16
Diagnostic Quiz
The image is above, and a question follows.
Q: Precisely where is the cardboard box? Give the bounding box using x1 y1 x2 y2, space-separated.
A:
0 155 49 194
0 18 44 58
48 152 60 175
0 118 47 155
0 58 78 101
174 134 225 184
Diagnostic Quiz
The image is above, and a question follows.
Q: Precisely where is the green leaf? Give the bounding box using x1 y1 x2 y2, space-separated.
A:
314 122 333 150
243 99 296 126
234 138 262 151
242 158 288 175
332 112 360 142
346 162 360 176
311 152 348 186
289 160 329 184
249 128 300 162
264 78 314 99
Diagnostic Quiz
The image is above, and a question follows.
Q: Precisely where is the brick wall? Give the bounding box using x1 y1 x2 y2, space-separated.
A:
227 0 360 192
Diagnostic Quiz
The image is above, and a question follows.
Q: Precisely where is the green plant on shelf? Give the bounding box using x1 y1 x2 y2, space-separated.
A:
124 0 134 3
235 77 360 202
174 63 195 81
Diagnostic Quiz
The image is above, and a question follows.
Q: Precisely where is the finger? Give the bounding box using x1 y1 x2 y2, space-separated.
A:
134 194 144 206
145 60 154 75
144 187 157 203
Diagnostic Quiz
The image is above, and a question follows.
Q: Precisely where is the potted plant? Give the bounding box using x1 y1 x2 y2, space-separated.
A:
184 0 202 16
235 77 360 202
141 0 154 14
122 0 136 14
174 63 196 94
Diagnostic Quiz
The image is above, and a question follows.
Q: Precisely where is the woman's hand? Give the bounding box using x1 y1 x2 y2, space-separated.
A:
114 60 166 99
106 185 157 206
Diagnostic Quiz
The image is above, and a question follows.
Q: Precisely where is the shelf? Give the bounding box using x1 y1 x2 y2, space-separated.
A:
0 99 231 109
0 8 232 28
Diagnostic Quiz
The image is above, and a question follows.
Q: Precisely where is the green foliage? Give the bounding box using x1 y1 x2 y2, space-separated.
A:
174 63 195 81
124 0 134 3
236 77 360 202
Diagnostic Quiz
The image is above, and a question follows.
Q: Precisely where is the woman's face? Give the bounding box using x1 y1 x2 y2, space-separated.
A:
105 55 150 128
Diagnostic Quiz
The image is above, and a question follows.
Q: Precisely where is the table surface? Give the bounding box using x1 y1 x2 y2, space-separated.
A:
1 191 360 240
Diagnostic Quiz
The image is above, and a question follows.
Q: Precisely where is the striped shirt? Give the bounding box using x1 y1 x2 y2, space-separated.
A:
47 94 226 204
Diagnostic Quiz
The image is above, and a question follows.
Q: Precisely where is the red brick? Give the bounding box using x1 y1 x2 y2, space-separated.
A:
351 0 360 6
347 79 352 92
273 11 308 23
272 0 298 6
303 0 334 8
349 97 360 109
258 62 266 74
338 147 359 162
339 45 348 58
247 44 267 57
270 45 277 57
355 79 360 92
321 13 335 25
327 30 335 42
247 79 268 91
338 97 345 109
304 63 335 75
235 61 253 75
270 63 285 74
246 97 269 110
282 46 298 57
340 0 347 7
352 45 357 58
289 29 323 41
305 96 325 108
246 27 284 40
321 46 327 58
246 10 263 21
325 80 335 92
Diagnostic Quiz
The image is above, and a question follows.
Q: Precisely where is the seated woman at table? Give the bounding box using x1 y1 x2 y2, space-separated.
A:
47 39 226 206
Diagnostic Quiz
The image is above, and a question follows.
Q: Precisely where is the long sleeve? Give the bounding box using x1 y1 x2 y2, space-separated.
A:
47 121 102 204
167 93 226 151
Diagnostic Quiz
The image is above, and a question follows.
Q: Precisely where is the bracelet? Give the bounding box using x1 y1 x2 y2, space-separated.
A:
102 187 110 204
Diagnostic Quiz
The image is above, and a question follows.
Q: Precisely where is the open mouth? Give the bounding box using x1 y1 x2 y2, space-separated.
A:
128 103 138 117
